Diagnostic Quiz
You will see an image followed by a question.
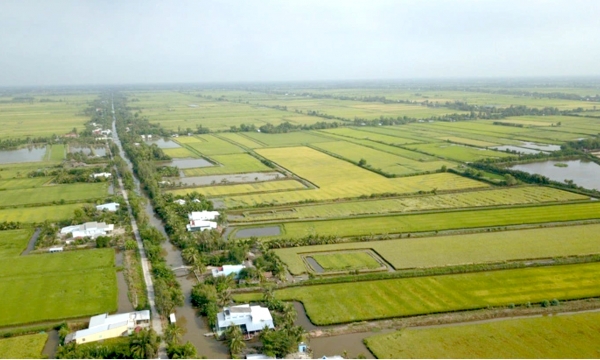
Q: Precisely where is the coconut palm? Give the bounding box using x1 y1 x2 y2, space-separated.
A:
225 325 246 357
181 247 200 265
281 302 297 328
129 328 159 359
164 323 184 344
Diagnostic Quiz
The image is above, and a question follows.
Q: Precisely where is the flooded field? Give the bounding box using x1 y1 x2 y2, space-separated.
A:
0 146 46 164
164 158 213 169
492 145 544 155
68 145 107 157
145 138 181 149
520 141 561 152
173 171 285 186
510 159 600 190
234 226 281 238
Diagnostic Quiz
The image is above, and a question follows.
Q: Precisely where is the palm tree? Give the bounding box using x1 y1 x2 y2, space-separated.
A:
263 285 275 308
225 325 246 357
281 302 297 328
129 328 159 359
182 247 200 265
164 323 184 344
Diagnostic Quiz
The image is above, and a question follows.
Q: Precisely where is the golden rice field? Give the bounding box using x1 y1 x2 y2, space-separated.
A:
220 147 487 207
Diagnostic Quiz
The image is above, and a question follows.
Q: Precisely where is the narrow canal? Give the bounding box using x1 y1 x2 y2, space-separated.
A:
111 111 229 358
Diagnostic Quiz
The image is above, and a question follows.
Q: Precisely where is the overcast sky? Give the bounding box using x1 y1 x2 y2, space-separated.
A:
1 0 599 86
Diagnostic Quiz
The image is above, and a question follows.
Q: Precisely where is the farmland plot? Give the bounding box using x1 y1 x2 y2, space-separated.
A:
0 182 107 207
167 179 307 197
234 263 600 325
176 134 245 155
234 186 587 223
0 333 48 359
365 312 600 359
276 223 600 275
182 153 271 176
0 203 86 223
274 201 600 239
409 143 511 162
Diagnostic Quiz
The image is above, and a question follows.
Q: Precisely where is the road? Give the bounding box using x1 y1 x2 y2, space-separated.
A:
110 99 167 358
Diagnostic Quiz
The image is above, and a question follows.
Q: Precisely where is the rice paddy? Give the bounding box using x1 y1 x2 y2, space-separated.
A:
364 312 600 359
234 262 600 325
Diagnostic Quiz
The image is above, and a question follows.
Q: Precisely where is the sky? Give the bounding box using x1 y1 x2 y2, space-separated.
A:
1 0 599 86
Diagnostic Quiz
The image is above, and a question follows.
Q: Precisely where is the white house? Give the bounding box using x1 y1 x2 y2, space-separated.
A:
60 222 114 239
188 211 220 222
96 202 120 212
91 172 112 179
212 264 245 278
186 220 218 232
65 310 150 345
216 304 274 336
174 199 186 205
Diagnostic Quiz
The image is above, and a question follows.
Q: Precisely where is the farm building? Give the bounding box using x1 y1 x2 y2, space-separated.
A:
186 220 218 232
65 310 150 344
212 264 245 278
96 202 120 212
91 172 112 179
216 304 274 336
60 222 114 239
188 211 220 222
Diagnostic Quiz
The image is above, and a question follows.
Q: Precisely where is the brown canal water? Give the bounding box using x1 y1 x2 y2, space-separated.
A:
42 329 59 359
113 115 229 358
234 226 281 238
308 330 393 359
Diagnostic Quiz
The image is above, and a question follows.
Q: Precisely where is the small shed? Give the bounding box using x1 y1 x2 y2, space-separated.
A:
169 313 176 324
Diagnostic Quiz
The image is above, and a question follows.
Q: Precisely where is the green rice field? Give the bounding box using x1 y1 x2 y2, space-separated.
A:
234 186 587 223
167 179 307 197
0 228 117 327
234 262 600 325
182 153 271 176
0 333 48 359
311 251 382 271
272 201 600 239
276 223 600 275
0 182 108 207
175 134 245 155
364 312 600 359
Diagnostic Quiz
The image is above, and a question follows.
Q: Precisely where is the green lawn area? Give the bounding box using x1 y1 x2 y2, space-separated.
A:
0 203 86 223
365 312 600 358
276 223 600 275
0 182 107 207
311 251 381 271
0 229 117 327
234 262 600 325
0 333 48 359
182 153 271 176
270 201 600 239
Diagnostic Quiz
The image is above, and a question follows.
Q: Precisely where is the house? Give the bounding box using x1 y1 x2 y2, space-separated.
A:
186 220 218 232
65 310 150 344
64 132 78 138
212 264 245 278
60 222 114 239
169 313 176 324
96 202 120 212
100 129 112 136
174 199 186 205
48 247 63 253
188 211 220 222
91 172 112 179
215 304 274 336
246 355 275 360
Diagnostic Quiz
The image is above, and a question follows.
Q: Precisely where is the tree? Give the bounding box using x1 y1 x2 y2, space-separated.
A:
440 165 447 172
182 247 200 265
358 158 367 167
164 323 183 344
281 302 297 329
129 328 160 359
504 174 517 186
225 325 245 358
168 341 198 359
